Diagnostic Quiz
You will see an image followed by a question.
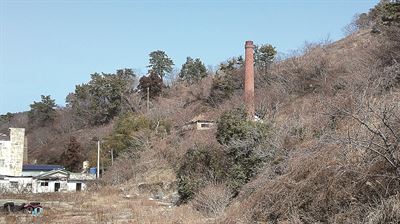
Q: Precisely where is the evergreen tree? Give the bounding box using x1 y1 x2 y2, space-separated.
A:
254 44 277 69
66 68 136 126
179 57 207 84
147 50 174 80
28 95 57 127
61 136 84 172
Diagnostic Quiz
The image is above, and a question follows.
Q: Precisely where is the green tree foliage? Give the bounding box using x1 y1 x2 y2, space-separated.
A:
216 108 269 145
254 44 277 69
28 95 57 127
137 73 164 99
103 114 150 160
66 69 135 126
352 0 400 30
216 108 272 192
179 57 207 84
102 113 171 165
177 144 227 203
177 108 274 202
61 136 84 172
0 112 14 124
218 56 243 73
208 57 243 107
147 50 174 80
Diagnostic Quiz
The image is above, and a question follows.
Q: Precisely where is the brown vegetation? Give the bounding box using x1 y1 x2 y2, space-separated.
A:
1 2 399 223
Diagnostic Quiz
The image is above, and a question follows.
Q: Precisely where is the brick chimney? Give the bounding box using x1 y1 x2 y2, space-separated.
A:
245 40 255 120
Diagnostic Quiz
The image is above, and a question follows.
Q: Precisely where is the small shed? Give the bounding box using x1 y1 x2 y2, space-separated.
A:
34 169 70 193
184 114 216 131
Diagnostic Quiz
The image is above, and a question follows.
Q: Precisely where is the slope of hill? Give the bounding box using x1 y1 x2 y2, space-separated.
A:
1 1 399 223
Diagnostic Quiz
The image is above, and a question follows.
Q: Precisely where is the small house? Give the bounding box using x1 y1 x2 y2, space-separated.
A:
33 169 94 193
184 114 216 131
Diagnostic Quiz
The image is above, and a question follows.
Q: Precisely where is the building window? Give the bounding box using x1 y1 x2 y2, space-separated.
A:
200 123 210 128
40 182 49 187
0 159 4 167
10 181 18 188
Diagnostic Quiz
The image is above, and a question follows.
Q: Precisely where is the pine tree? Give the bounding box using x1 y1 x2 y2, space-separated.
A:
61 136 84 172
179 57 207 84
147 50 174 80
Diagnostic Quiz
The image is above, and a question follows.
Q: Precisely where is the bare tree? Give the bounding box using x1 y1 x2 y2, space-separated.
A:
341 96 400 177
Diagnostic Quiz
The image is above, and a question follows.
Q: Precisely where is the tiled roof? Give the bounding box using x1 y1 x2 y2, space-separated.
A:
22 164 64 171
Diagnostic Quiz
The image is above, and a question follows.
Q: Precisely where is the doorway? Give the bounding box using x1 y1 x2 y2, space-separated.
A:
76 183 82 191
54 182 60 192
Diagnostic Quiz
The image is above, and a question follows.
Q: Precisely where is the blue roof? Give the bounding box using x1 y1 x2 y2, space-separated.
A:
22 164 64 171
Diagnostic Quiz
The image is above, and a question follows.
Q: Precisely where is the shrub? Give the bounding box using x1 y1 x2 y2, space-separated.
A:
365 194 400 224
102 113 171 167
191 183 232 217
217 108 274 192
216 107 269 144
176 144 227 203
208 75 235 107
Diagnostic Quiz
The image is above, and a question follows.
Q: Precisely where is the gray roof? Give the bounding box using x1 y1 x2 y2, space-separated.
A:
0 133 9 141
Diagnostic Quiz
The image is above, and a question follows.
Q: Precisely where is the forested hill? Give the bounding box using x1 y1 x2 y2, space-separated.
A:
1 1 400 223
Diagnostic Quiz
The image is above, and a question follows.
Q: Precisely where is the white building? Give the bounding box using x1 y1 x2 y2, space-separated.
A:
0 128 25 176
0 128 95 193
184 114 216 131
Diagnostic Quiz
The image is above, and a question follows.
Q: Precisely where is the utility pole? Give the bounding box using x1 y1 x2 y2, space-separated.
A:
110 149 114 166
147 87 150 113
97 140 100 179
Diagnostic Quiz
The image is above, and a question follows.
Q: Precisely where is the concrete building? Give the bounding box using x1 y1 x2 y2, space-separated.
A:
21 164 64 177
0 128 25 176
0 169 94 193
183 114 216 131
0 128 95 193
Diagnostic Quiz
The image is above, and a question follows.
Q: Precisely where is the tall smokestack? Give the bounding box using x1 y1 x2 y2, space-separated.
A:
245 40 255 120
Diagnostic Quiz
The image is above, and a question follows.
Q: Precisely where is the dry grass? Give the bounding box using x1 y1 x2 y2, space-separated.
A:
2 8 400 224
191 183 232 217
1 187 207 224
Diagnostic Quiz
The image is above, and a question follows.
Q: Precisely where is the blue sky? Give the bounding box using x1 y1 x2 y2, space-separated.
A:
0 0 378 114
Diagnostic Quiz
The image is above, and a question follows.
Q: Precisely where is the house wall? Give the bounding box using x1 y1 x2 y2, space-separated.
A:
0 169 93 194
196 122 215 130
0 128 25 176
34 180 68 193
0 176 33 193
0 141 12 175
67 181 87 192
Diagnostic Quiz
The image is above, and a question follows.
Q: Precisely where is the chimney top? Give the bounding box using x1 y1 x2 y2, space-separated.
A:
245 40 254 48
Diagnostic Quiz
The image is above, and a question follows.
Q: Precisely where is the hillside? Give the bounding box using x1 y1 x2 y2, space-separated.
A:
1 1 400 223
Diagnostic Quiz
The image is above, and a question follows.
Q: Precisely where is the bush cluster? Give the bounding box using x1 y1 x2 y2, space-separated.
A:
177 108 274 204
177 144 227 203
102 113 171 166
